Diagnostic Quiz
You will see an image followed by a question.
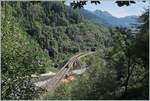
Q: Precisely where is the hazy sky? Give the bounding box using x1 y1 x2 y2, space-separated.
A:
65 0 149 18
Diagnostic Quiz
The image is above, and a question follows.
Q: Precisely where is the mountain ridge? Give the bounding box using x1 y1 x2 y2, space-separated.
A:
76 8 138 27
93 10 138 27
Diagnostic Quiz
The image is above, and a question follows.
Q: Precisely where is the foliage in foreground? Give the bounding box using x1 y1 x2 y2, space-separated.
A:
1 14 53 100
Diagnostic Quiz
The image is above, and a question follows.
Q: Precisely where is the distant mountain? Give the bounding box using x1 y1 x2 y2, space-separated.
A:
94 10 138 27
75 8 111 27
76 9 138 27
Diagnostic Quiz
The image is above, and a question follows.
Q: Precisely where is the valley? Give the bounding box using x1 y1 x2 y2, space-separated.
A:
1 1 149 100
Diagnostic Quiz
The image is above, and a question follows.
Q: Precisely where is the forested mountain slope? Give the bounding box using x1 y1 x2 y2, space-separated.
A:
2 1 111 67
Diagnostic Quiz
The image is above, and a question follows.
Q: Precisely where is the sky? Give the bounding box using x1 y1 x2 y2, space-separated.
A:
65 0 149 18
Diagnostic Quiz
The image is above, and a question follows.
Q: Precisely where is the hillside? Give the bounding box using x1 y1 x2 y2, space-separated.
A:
2 2 111 67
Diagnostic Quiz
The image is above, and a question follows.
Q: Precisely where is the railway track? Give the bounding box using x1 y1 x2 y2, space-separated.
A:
35 52 94 91
41 53 83 91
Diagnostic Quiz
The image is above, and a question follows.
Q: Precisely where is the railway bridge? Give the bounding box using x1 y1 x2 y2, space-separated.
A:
34 52 94 91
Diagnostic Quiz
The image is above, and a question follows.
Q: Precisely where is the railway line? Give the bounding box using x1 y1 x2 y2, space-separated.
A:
35 52 94 91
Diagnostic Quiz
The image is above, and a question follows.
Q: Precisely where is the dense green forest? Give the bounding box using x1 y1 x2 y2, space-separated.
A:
1 1 149 100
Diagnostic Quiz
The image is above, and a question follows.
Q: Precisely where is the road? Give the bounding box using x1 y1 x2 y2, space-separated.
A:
34 52 94 91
